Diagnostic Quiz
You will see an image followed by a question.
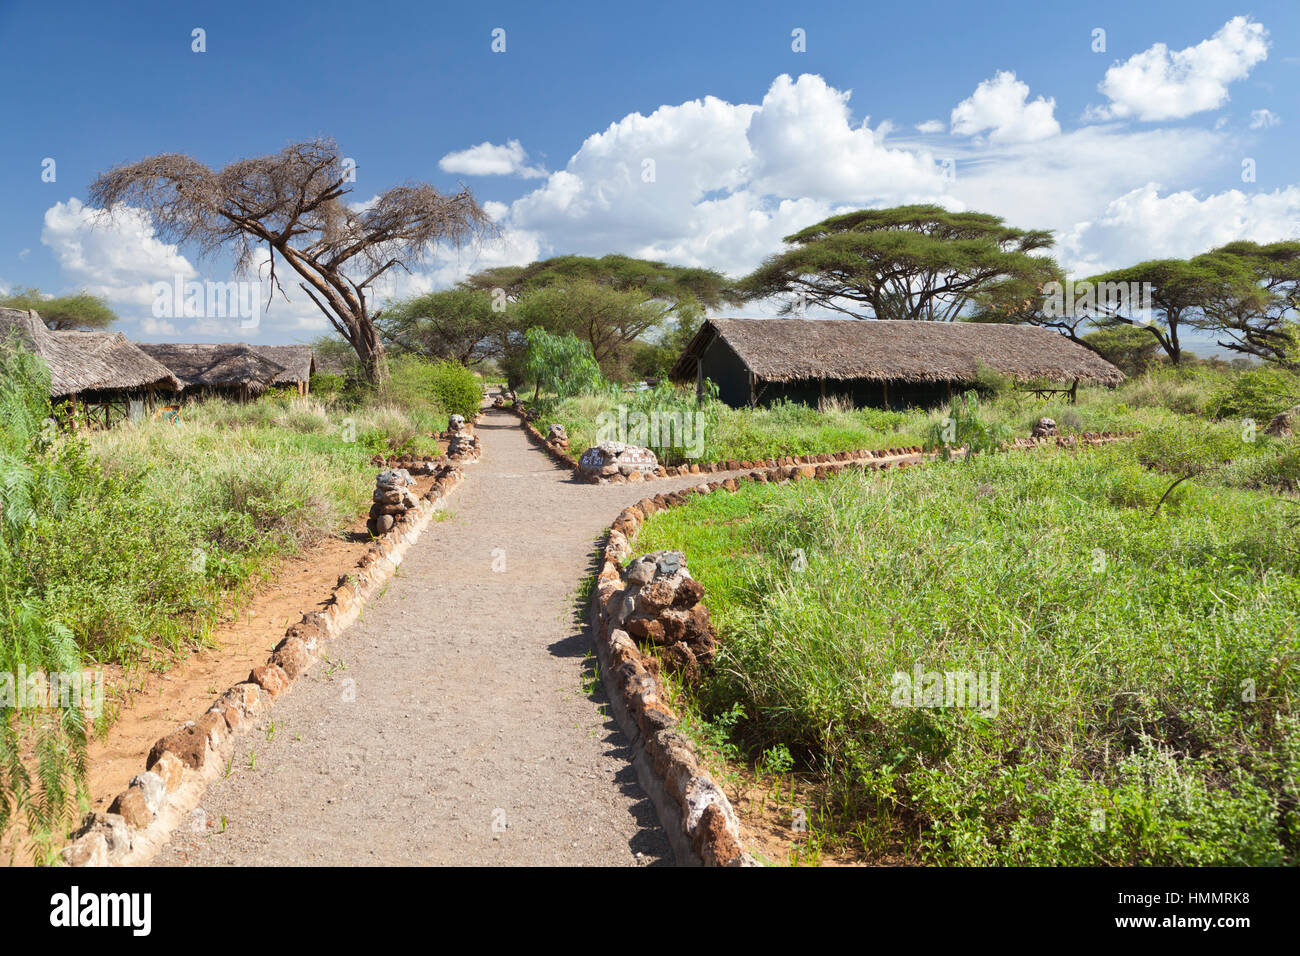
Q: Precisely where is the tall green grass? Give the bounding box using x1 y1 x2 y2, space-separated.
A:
635 445 1300 865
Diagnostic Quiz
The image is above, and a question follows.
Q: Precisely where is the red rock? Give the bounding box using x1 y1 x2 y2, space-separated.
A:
108 788 153 829
152 751 184 792
694 802 744 866
249 663 291 697
272 636 314 679
672 577 705 608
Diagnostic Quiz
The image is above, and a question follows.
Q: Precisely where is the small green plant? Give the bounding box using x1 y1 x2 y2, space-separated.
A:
761 743 795 775
924 390 1010 459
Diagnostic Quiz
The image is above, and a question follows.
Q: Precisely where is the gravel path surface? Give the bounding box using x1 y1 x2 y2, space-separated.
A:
156 407 733 867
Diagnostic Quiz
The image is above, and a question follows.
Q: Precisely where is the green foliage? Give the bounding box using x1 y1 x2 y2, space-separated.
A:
924 391 1010 459
377 286 502 366
0 287 117 331
514 279 667 380
1082 324 1164 376
1206 366 1300 422
466 253 733 310
739 204 1060 321
635 449 1300 865
1087 257 1246 365
379 355 482 421
1130 421 1254 475
0 343 88 855
522 328 606 413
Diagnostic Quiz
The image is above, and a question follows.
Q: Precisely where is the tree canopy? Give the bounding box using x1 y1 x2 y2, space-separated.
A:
463 253 733 309
1086 257 1252 365
1192 240 1300 369
738 205 1059 321
377 287 504 367
0 287 117 331
88 138 492 384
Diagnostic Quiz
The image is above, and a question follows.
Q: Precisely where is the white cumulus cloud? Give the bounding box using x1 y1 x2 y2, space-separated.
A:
1088 16 1270 122
438 139 546 178
41 198 197 307
1059 182 1300 276
950 71 1061 143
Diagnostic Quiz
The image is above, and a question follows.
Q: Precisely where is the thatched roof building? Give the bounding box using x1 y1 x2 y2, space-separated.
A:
136 343 289 399
670 317 1124 409
0 307 182 399
250 345 315 390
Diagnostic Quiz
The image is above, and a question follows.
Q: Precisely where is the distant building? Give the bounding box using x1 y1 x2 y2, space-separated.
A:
1 307 182 423
669 318 1125 409
137 342 314 400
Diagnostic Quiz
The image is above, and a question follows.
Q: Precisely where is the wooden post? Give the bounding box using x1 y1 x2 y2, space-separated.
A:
1070 378 1079 405
882 380 890 411
695 357 704 405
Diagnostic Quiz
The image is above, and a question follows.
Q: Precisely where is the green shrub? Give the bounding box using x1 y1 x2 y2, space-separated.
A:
1206 366 1300 423
379 355 479 422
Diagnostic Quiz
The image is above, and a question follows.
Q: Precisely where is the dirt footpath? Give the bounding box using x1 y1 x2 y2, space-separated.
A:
156 408 730 867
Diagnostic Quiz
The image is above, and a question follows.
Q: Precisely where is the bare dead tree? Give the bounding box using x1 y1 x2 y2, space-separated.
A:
88 139 494 384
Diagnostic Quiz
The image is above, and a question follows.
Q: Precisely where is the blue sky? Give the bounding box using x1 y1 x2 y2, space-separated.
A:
1 0 1297 349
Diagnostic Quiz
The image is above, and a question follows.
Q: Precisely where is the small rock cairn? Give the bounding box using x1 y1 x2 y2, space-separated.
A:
367 468 418 536
444 414 481 461
546 423 569 451
1030 417 1058 439
611 549 716 681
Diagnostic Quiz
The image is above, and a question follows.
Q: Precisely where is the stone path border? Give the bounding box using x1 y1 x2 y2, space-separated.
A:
512 402 1131 484
60 432 481 867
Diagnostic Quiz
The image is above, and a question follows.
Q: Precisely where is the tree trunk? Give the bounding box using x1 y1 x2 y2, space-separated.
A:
351 321 389 386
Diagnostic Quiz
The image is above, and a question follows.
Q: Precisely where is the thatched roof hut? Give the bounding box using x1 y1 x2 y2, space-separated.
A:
0 307 182 398
670 317 1124 409
250 345 315 388
137 343 286 399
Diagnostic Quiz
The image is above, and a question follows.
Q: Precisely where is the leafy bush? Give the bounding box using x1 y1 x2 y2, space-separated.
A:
924 390 1010 458
0 343 89 856
523 329 605 415
1129 420 1260 475
1120 369 1214 416
379 355 480 422
1206 366 1300 422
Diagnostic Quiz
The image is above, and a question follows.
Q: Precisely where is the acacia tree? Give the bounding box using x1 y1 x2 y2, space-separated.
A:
378 286 503 366
464 253 733 311
1086 258 1243 366
462 254 735 383
0 287 117 330
1194 241 1300 369
88 139 493 384
739 205 1059 320
512 279 667 376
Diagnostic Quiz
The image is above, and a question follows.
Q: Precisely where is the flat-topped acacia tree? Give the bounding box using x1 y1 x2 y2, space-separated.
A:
88 139 493 384
739 205 1059 321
